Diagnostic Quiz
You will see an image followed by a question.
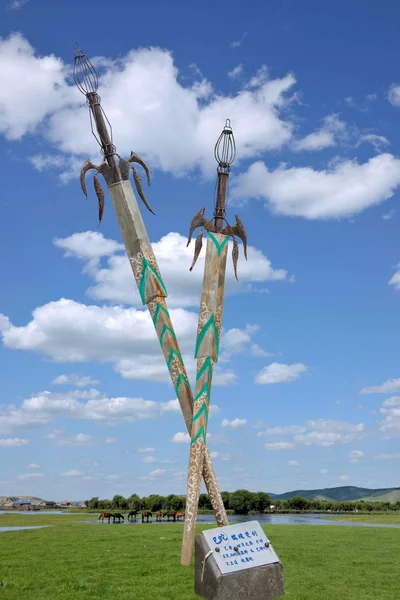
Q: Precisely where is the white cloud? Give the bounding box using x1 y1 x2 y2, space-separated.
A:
228 64 243 80
105 437 117 444
233 154 400 220
171 432 190 443
230 33 248 48
382 208 396 220
52 374 100 387
28 463 40 468
149 469 166 476
61 470 84 477
388 84 400 107
251 344 273 357
292 114 348 151
349 450 364 463
374 453 400 460
0 437 29 447
288 460 300 466
378 397 400 437
295 420 365 447
319 469 328 474
265 442 295 450
44 430 117 447
0 34 296 179
339 474 349 482
54 231 290 309
213 369 239 386
255 362 308 384
17 472 44 480
137 447 155 453
361 378 400 394
221 418 247 429
143 456 156 463
382 397 400 407
388 266 400 291
358 134 390 153
105 475 120 481
263 425 306 436
7 0 30 10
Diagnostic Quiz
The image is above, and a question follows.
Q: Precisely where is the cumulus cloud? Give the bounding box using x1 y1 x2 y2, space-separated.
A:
0 33 296 179
0 437 29 447
265 442 294 450
233 154 400 220
228 65 243 80
221 418 247 429
320 468 328 474
288 460 300 466
361 379 400 394
378 396 400 437
374 453 400 460
137 447 155 453
388 84 400 107
54 231 290 308
61 470 84 477
292 114 348 151
28 463 40 468
388 266 400 291
17 472 44 480
52 374 100 387
255 362 308 384
171 432 190 443
349 450 364 463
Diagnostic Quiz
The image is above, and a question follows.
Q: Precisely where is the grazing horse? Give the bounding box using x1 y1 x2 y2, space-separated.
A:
99 511 114 523
163 511 177 522
113 512 124 523
142 511 152 522
127 510 138 521
155 511 163 521
176 511 185 521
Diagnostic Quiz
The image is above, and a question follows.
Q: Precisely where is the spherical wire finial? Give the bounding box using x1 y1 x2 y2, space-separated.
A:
214 118 236 172
73 46 99 96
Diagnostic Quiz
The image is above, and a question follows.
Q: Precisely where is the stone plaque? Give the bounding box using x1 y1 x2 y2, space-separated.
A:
202 520 280 574
195 521 284 600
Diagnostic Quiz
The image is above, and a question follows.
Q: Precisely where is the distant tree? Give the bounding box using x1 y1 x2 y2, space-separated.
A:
199 494 212 510
285 496 310 511
87 497 100 510
165 494 185 511
251 492 271 513
145 495 164 512
230 489 253 515
221 491 230 510
127 494 141 511
112 495 127 510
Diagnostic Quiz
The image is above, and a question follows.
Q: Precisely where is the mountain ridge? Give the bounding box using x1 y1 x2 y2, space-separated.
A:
268 486 400 502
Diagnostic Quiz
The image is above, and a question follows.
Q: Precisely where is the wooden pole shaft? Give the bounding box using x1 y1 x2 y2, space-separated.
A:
106 180 228 528
181 232 229 566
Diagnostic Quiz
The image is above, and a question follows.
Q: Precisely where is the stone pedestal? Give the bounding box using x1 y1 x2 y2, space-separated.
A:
194 521 284 600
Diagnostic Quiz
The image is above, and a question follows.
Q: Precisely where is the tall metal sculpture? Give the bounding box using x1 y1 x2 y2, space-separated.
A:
181 120 247 565
72 45 228 529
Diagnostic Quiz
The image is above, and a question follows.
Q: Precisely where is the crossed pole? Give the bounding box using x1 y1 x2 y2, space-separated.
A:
181 120 248 565
72 46 228 530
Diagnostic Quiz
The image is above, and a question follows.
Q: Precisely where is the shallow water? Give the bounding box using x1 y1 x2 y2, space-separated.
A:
0 525 49 533
88 513 400 529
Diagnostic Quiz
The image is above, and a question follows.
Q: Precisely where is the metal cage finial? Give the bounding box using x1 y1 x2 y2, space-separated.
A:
214 118 236 174
73 46 99 96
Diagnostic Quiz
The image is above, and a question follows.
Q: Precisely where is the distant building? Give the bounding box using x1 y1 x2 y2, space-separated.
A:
39 500 57 508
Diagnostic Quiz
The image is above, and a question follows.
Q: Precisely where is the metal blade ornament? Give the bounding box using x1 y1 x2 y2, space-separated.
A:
181 120 248 566
73 44 228 530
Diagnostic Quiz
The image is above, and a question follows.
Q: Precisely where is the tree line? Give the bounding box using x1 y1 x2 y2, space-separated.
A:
86 490 400 514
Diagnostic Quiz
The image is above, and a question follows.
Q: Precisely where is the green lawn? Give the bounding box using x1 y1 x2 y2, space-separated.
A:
0 513 399 600
328 512 400 525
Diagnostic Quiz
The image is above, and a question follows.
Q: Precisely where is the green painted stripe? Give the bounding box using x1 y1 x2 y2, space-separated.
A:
194 382 209 403
192 402 209 423
167 348 183 371
196 357 213 380
152 302 170 326
191 425 207 445
159 324 177 346
138 257 168 305
194 314 220 360
175 374 190 395
208 232 229 257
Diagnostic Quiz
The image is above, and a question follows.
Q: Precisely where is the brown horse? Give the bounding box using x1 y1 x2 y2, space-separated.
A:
176 511 185 521
99 512 114 523
127 510 138 521
113 512 124 523
155 511 163 521
163 510 176 522
142 511 152 522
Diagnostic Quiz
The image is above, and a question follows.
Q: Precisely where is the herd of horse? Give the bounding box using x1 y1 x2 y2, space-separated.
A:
98 510 186 523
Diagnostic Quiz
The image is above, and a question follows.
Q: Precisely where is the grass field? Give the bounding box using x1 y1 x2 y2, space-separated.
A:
328 512 400 525
0 513 399 600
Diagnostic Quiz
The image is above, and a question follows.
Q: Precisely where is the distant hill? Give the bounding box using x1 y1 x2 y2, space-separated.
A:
0 496 45 504
269 486 400 502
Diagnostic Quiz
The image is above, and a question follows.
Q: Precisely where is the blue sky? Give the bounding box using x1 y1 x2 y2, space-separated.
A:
0 0 399 501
